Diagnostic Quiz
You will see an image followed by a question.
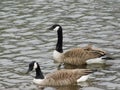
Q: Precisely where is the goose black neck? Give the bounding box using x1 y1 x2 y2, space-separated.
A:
56 26 63 53
35 63 44 79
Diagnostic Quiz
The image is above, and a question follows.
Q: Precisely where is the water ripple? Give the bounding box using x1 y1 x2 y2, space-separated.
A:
0 0 120 90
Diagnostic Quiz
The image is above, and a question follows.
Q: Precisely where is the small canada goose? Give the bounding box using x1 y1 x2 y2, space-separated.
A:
49 24 110 65
27 61 93 86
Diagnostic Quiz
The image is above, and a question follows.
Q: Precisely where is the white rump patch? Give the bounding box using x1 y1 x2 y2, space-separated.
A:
53 26 60 31
33 62 38 70
53 50 62 62
77 75 90 82
86 57 105 64
33 78 44 85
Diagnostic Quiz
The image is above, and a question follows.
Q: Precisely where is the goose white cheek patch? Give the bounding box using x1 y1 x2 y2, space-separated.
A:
33 62 37 70
53 26 60 31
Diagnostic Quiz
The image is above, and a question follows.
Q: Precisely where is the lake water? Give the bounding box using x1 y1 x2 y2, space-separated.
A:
0 0 120 90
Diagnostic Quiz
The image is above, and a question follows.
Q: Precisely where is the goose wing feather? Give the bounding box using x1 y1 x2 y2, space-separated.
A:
62 47 106 65
42 69 92 86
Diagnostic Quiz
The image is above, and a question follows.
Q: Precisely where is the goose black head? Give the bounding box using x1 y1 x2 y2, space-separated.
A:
48 24 63 53
48 24 62 31
27 61 38 74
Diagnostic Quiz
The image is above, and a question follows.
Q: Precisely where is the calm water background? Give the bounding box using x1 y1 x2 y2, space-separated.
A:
0 0 120 90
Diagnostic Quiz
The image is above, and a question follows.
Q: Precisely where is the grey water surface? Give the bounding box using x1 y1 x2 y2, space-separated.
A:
0 0 120 90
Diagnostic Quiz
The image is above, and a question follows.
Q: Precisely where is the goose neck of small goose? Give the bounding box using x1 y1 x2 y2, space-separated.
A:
35 63 44 79
56 26 63 53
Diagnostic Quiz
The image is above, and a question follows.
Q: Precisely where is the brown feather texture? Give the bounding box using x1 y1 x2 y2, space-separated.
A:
49 24 108 65
61 46 106 65
27 61 93 86
39 69 92 86
53 45 107 65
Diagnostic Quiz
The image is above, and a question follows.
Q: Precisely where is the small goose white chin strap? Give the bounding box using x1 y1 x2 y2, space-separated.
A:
33 62 37 70
53 26 60 31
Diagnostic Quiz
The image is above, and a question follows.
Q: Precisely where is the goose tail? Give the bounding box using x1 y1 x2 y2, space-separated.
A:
101 54 113 60
77 69 96 82
77 75 90 82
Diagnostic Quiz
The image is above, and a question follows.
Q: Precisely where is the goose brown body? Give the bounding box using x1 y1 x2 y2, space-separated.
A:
34 69 92 86
27 61 92 86
49 24 107 65
53 45 106 65
61 46 106 65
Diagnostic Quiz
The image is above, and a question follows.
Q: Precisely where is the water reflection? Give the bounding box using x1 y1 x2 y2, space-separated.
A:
37 85 82 90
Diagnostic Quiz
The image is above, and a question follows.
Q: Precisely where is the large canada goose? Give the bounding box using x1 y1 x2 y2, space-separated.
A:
27 61 93 86
49 24 110 65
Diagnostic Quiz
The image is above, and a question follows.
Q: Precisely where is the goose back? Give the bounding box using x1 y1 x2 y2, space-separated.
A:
35 69 91 86
61 47 106 65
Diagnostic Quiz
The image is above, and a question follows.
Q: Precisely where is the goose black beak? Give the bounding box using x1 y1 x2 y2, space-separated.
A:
26 67 32 74
47 27 53 30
